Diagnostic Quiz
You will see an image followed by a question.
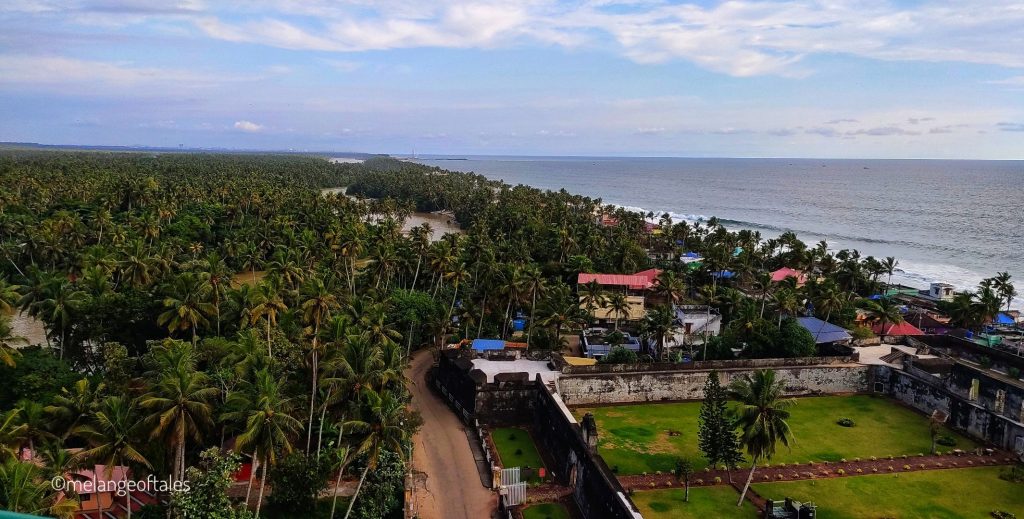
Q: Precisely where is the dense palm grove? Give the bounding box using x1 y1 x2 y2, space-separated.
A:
0 151 1016 518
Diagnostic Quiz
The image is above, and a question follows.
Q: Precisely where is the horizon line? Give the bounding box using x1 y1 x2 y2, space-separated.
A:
3 141 1023 162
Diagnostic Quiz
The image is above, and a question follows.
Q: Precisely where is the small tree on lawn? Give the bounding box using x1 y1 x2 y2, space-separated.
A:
698 371 745 483
674 457 693 502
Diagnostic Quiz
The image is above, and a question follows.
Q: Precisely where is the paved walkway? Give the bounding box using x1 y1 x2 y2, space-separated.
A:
407 350 496 519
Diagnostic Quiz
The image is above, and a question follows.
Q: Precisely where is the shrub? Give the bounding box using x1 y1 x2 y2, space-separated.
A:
713 477 722 484
695 479 704 485
991 511 1017 519
836 469 845 475
508 433 517 441
612 465 619 473
267 453 331 514
998 465 1024 484
855 468 863 473
515 448 523 456
903 465 911 470
836 418 855 427
1009 367 1021 379
937 435 958 447
851 325 875 340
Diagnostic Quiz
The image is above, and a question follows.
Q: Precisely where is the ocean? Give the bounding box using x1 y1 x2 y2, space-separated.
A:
412 156 1024 308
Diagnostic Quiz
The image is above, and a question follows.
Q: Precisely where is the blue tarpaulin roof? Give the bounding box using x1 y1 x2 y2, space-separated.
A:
712 270 735 279
684 251 700 258
797 317 853 344
471 339 505 351
996 313 1015 325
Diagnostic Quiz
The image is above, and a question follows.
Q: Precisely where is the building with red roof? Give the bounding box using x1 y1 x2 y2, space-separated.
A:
577 273 653 291
771 267 807 286
871 321 925 336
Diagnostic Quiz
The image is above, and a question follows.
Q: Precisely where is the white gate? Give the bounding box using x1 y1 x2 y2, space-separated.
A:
500 467 527 507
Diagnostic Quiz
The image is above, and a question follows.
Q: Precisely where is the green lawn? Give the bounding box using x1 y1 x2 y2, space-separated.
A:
575 395 977 475
522 502 571 519
492 427 545 481
753 466 1024 518
633 486 757 518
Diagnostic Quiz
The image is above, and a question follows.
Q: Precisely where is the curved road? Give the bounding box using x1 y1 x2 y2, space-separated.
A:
407 351 495 519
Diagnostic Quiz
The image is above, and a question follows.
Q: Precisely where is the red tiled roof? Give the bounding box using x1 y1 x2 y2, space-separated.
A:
872 321 925 336
577 273 651 289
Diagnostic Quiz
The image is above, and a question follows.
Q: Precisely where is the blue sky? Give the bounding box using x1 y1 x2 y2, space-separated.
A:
1 0 1023 158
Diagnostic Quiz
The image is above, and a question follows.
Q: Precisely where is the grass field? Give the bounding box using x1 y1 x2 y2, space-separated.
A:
521 503 571 519
492 427 545 481
574 395 977 475
633 486 757 518
752 466 1024 518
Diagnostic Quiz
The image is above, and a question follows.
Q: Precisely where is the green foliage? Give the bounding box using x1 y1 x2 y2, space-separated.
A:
697 371 744 472
715 317 816 359
349 449 406 519
936 434 957 447
0 346 79 409
170 448 253 519
999 464 1024 484
390 289 444 351
850 325 875 340
599 345 639 364
836 418 855 427
267 453 331 513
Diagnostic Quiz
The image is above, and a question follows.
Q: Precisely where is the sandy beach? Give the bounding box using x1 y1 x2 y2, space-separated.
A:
322 187 462 241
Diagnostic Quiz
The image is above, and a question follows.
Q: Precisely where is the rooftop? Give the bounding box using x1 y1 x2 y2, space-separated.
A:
470 358 559 384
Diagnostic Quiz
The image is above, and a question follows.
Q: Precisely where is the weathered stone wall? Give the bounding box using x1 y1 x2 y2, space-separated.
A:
877 361 1024 452
532 381 642 519
557 365 871 405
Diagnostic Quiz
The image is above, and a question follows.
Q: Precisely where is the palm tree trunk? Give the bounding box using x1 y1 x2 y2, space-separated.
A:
307 337 319 454
737 461 756 506
255 458 268 518
343 463 371 519
528 289 537 347
477 293 487 338
245 456 257 506
329 420 346 519
266 319 272 357
411 256 422 289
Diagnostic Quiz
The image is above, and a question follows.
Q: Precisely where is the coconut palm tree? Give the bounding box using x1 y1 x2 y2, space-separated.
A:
0 276 21 312
521 265 546 346
342 388 411 519
14 401 52 455
0 315 25 367
0 458 78 518
72 395 152 519
139 351 218 482
158 272 216 346
645 304 677 360
751 272 773 319
653 270 686 306
729 369 795 506
578 280 607 319
300 275 340 453
881 256 898 293
46 378 106 440
856 297 904 335
992 271 1017 312
0 410 27 461
224 369 302 518
606 292 630 331
251 281 287 356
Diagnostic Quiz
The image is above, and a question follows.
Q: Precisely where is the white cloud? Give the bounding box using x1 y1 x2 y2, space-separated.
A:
173 1 1024 77
233 120 264 132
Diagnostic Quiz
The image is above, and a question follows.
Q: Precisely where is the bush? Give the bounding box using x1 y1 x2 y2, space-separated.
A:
599 345 638 364
937 435 957 447
851 325 875 340
991 511 1017 519
1009 367 1021 379
998 465 1024 484
267 453 331 513
515 448 523 456
836 418 855 427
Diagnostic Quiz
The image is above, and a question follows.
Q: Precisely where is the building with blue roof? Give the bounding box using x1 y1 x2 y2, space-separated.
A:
796 317 853 345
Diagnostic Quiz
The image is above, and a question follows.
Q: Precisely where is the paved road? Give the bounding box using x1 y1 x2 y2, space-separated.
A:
407 350 495 519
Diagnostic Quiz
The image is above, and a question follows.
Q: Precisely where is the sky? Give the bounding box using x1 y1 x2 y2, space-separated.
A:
1 0 1024 159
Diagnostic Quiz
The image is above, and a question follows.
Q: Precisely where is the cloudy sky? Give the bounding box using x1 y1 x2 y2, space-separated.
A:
2 0 1023 158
